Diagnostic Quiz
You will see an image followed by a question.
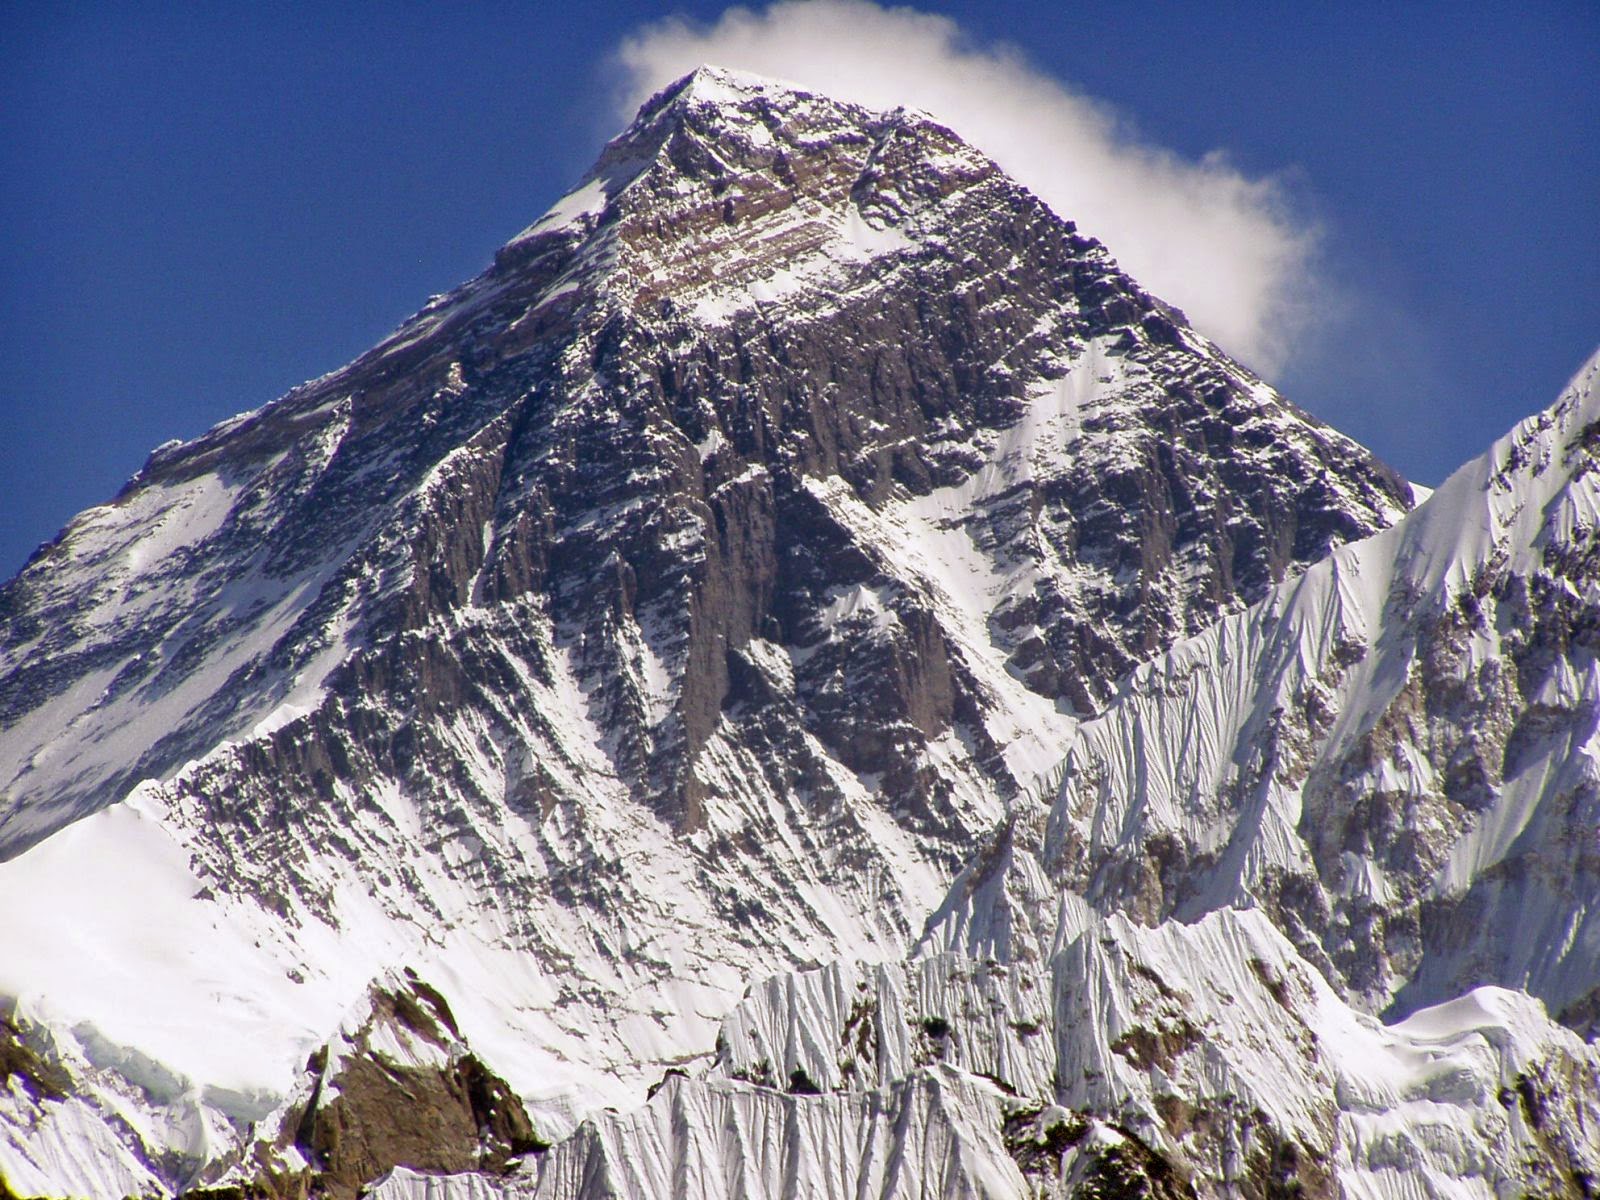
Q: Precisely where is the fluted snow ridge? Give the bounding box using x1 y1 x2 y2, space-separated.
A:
930 349 1600 1029
365 907 1600 1199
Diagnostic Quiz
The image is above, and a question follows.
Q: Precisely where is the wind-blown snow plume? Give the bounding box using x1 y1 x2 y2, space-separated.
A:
615 0 1319 374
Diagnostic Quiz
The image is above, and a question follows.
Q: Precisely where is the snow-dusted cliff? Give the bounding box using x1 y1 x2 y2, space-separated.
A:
928 352 1600 1032
352 353 1600 1200
0 67 1592 1199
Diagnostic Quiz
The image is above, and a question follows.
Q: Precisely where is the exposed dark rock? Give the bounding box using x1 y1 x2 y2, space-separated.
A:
0 1018 69 1104
185 977 542 1200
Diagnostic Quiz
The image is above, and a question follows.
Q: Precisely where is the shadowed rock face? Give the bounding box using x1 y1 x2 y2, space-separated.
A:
0 68 1417 1198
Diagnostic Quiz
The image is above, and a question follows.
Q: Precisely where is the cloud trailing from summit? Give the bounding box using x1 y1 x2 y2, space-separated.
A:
616 0 1319 374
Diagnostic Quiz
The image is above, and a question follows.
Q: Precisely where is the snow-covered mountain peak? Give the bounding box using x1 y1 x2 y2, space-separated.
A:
19 68 1581 1200
633 63 841 123
493 64 996 332
0 65 1409 857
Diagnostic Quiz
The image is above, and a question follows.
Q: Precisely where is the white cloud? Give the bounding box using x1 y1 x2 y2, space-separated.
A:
615 0 1320 374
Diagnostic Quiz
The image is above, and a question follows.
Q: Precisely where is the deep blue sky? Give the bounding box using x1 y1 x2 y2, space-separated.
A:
3 2 1596 578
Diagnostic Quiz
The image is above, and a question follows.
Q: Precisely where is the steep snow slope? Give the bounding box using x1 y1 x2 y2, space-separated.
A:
928 350 1600 1032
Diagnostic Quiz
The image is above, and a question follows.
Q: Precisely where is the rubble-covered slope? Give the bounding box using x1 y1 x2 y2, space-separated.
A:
928 350 1600 1034
0 68 1414 1195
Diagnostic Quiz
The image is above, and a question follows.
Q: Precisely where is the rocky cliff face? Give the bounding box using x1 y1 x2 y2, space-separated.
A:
926 353 1600 1035
1 66 1590 1200
0 66 1408 861
179 973 543 1200
356 355 1600 1200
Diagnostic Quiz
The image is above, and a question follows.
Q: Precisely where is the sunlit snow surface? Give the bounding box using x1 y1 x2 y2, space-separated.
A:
361 908 1598 1200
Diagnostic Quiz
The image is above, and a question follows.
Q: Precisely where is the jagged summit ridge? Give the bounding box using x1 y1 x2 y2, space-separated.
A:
379 65 982 375
0 67 1442 1197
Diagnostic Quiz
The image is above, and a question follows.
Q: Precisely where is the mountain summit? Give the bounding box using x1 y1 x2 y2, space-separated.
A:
2 69 1592 1200
0 65 1408 856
